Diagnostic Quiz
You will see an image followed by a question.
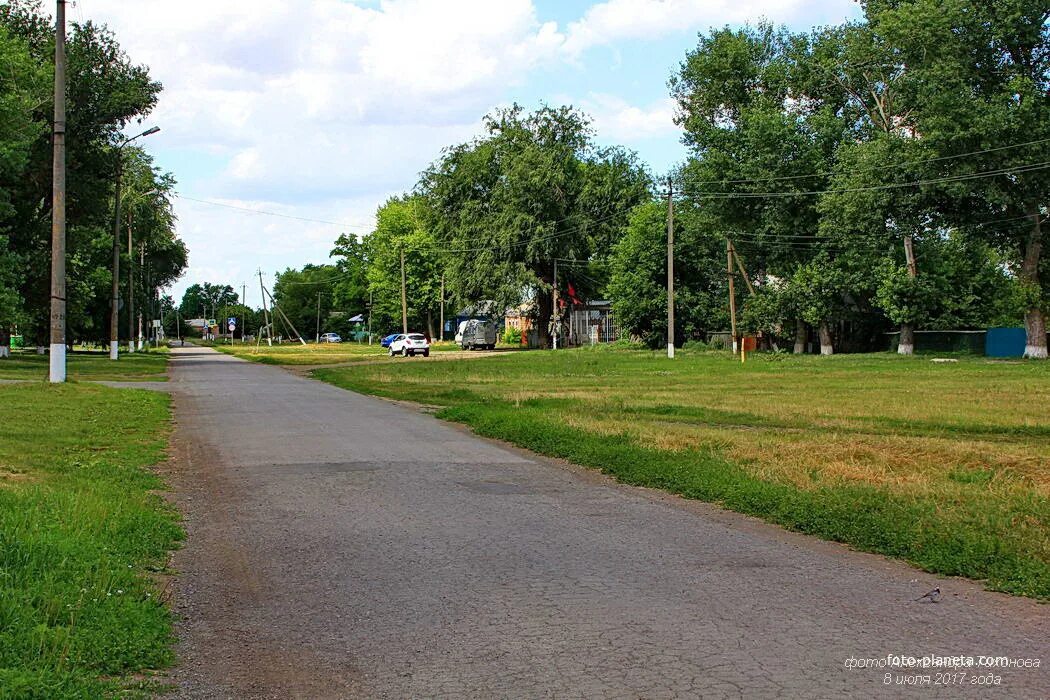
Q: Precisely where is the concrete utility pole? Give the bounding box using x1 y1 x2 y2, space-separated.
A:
666 176 675 360
49 0 67 382
400 248 408 334
108 125 159 360
241 283 247 341
439 273 445 342
315 291 321 343
899 234 918 355
552 258 559 350
258 269 272 347
727 239 737 353
127 212 135 353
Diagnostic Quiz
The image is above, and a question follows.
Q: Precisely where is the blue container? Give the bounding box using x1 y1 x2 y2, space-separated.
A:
985 327 1026 358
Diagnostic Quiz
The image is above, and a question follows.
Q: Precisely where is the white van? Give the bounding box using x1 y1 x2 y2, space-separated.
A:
459 319 497 350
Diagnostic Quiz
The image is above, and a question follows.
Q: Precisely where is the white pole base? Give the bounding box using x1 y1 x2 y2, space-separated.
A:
49 344 66 383
110 341 119 360
1024 344 1048 359
667 343 675 359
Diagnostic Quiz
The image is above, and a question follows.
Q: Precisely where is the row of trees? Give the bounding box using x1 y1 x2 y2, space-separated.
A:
238 0 1047 357
655 0 1046 356
0 1 188 349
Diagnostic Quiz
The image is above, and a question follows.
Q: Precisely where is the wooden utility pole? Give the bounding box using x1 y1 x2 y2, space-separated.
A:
666 177 675 359
49 0 67 381
727 239 737 352
400 248 408 334
729 241 755 295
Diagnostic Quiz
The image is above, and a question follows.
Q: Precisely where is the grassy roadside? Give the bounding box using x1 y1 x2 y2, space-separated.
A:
0 380 182 697
314 347 1050 599
0 348 168 382
212 339 491 365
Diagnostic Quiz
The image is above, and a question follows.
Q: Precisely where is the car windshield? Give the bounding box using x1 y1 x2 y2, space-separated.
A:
408 334 425 340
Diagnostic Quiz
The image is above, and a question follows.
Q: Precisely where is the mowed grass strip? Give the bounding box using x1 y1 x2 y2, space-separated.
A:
314 347 1050 598
0 348 168 382
214 340 489 366
0 382 182 698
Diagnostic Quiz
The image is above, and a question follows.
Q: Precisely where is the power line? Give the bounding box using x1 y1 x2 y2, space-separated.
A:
685 136 1050 188
174 194 373 230
691 161 1050 199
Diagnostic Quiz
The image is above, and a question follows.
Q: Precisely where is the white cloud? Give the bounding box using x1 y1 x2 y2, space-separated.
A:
560 0 838 55
74 0 857 301
583 94 679 141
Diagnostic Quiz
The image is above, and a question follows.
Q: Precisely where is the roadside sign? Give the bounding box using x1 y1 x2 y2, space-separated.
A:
228 322 236 332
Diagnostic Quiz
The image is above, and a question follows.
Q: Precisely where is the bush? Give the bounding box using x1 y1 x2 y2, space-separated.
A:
502 326 522 345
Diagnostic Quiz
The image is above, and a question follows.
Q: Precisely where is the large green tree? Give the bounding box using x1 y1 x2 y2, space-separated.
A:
0 1 186 346
672 23 852 353
607 199 728 347
419 104 649 347
363 195 443 337
868 0 1049 357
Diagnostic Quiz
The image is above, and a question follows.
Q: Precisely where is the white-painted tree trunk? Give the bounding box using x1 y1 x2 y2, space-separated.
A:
818 322 834 356
898 322 914 355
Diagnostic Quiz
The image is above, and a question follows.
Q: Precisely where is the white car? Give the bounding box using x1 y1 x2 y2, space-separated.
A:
319 332 341 343
389 333 430 357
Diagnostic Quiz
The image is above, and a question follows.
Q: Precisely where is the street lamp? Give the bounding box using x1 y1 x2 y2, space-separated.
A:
125 187 160 353
109 126 160 359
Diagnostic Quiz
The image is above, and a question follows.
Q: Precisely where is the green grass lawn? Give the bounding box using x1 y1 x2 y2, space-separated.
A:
0 382 182 698
0 348 168 382
315 346 1050 599
212 339 483 365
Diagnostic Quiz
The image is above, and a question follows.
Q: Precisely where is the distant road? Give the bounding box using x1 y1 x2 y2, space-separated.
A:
166 345 1048 698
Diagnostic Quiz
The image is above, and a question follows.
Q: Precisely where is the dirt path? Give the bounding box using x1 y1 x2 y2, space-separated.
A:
165 345 1048 698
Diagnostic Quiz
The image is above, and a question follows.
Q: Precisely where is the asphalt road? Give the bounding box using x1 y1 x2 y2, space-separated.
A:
166 346 1048 699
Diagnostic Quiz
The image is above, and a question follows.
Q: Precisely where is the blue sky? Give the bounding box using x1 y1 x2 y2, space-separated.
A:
83 0 862 306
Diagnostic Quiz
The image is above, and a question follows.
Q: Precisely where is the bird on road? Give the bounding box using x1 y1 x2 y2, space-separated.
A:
915 587 941 603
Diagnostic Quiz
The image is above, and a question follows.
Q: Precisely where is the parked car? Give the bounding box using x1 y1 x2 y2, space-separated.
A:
319 332 342 343
380 333 401 348
389 333 430 357
460 319 497 350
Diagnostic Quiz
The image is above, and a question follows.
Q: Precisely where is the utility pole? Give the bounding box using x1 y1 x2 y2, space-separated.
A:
727 239 738 353
439 273 445 342
138 244 145 349
127 211 135 353
109 162 122 357
315 290 321 343
368 290 373 345
400 248 408 334
900 234 918 355
107 125 159 360
241 283 247 342
552 258 559 350
666 176 675 359
48 0 67 382
258 269 272 346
